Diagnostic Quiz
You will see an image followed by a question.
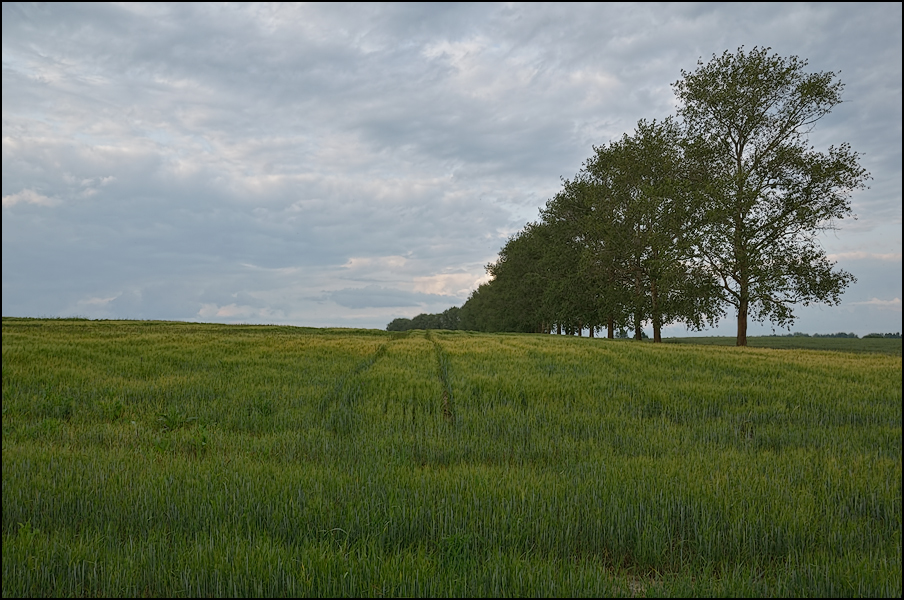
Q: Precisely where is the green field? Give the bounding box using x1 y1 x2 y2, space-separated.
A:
664 335 902 356
2 318 901 597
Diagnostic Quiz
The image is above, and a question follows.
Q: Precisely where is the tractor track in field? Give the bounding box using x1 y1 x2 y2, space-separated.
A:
319 342 389 412
318 341 392 434
425 330 456 425
320 330 455 431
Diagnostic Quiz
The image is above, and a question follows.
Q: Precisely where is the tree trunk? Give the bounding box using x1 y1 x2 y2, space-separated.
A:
735 193 749 347
651 277 662 343
737 296 748 346
634 269 643 340
589 327 594 338
607 315 614 338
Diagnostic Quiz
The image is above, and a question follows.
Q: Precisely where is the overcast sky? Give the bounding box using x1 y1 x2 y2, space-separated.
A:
3 2 901 336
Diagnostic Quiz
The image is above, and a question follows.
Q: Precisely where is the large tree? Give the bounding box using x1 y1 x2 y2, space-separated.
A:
579 119 722 341
674 46 870 346
474 222 557 333
540 175 618 337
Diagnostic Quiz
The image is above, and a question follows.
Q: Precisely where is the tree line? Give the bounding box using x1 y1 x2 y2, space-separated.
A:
770 332 901 339
386 307 462 332
387 47 870 346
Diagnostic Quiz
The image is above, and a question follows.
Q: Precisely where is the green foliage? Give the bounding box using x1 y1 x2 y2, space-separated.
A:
811 332 859 338
386 317 413 331
480 222 559 333
386 307 462 332
664 335 901 356
674 46 869 345
458 47 867 347
2 319 901 597
780 332 869 339
580 117 723 340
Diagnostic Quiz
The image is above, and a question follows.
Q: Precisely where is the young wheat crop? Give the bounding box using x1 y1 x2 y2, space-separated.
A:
2 320 901 597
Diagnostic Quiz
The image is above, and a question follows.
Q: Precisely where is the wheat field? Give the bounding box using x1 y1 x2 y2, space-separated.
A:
2 318 901 597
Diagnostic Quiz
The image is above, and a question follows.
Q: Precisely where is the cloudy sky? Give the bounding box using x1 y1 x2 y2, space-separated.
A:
3 2 901 336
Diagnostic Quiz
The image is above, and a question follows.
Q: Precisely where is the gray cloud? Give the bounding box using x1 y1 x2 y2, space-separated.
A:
3 2 900 334
324 285 456 309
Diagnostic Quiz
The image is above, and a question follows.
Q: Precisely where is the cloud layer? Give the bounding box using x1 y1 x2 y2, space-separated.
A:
3 2 901 334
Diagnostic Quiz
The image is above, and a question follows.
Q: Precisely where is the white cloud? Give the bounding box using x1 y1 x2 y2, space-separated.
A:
198 302 282 321
325 285 456 309
2 189 59 207
828 252 903 262
342 256 410 272
83 295 120 306
412 272 490 296
849 297 902 311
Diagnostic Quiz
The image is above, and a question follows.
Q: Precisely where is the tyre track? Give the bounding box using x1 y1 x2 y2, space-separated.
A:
426 330 456 425
319 342 389 434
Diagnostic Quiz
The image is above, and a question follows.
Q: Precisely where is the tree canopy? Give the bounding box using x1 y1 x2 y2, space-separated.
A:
674 46 869 345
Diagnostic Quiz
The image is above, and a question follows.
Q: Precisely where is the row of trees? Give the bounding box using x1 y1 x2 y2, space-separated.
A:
387 307 461 332
385 310 898 341
453 47 869 346
784 332 903 339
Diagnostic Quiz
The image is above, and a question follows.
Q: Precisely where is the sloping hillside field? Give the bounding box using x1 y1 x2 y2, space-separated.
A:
2 319 901 597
